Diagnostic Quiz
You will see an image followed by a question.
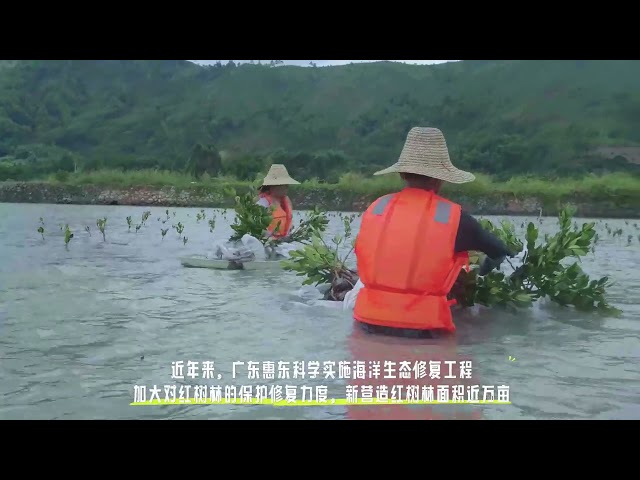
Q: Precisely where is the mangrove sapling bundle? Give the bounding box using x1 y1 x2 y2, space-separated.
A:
229 192 275 242
229 191 329 246
282 207 621 315
464 207 620 314
218 191 331 269
281 214 359 301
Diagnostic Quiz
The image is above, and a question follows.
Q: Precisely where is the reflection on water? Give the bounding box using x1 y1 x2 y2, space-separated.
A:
0 203 639 419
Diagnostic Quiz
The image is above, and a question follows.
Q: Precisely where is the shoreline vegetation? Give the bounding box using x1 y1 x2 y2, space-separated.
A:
2 169 640 218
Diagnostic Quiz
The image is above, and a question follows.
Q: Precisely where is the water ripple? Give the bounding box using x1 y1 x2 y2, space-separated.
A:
0 204 639 419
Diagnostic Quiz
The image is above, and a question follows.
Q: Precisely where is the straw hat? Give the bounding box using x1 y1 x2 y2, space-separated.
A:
261 164 300 186
374 127 475 184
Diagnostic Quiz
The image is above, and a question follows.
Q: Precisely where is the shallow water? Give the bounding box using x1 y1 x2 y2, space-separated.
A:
0 203 639 420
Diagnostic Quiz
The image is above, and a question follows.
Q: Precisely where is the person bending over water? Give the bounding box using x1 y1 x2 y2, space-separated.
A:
353 127 514 339
256 164 300 243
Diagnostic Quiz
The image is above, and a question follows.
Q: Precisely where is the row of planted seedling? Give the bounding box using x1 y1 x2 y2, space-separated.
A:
36 208 228 250
504 217 640 247
37 206 639 251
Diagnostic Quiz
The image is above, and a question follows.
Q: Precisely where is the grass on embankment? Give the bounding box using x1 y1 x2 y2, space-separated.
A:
39 169 640 204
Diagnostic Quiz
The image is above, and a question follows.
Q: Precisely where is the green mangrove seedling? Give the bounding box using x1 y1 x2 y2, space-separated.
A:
183 236 188 245
63 225 73 250
161 228 169 240
286 207 330 244
85 226 91 236
37 217 45 240
126 216 133 231
96 218 107 242
142 211 151 225
173 222 185 236
208 217 216 233
135 224 141 233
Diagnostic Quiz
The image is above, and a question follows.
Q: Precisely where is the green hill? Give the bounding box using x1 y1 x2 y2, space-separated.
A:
1 59 639 183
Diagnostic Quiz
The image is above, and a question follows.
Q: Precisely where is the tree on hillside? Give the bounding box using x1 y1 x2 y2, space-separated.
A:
56 153 76 173
2 60 640 180
221 154 266 180
185 143 222 178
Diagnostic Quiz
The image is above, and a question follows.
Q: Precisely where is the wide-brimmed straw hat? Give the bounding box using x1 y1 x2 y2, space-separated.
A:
261 164 300 186
374 127 475 184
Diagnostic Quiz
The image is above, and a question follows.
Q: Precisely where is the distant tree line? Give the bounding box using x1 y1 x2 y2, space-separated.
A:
2 59 640 182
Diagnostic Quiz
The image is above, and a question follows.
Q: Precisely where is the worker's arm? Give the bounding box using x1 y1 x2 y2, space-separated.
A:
254 198 274 239
455 211 514 275
256 197 270 208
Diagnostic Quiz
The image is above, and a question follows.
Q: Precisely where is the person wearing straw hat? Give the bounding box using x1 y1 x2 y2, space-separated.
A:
256 164 300 241
353 127 513 337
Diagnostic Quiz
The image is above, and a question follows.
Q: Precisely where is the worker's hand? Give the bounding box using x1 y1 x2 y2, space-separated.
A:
478 255 506 276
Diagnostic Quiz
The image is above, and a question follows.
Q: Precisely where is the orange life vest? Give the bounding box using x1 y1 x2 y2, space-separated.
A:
259 192 293 238
353 188 469 332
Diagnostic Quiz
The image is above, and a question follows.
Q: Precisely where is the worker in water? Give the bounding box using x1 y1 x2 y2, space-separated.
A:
256 164 299 241
353 127 513 338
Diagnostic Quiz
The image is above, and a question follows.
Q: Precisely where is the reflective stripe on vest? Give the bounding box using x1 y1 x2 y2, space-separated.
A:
353 188 466 332
372 194 395 215
434 200 452 224
373 193 453 225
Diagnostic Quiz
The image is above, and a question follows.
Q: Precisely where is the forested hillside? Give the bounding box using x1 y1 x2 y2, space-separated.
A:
1 59 639 183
